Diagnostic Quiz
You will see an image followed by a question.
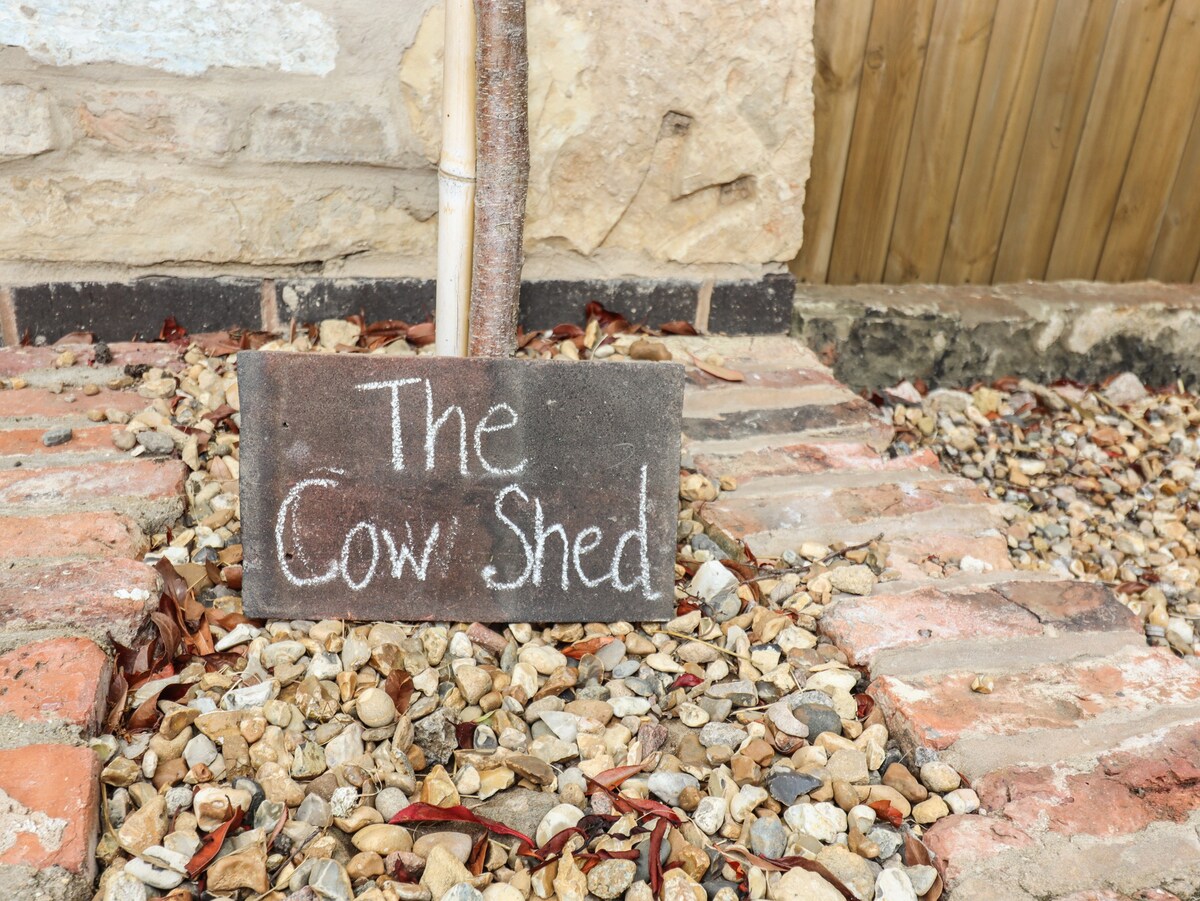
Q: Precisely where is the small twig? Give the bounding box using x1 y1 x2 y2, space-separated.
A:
1095 394 1155 438
656 629 752 662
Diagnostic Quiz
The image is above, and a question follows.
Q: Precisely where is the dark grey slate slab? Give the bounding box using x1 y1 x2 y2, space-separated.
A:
238 352 683 623
9 278 261 343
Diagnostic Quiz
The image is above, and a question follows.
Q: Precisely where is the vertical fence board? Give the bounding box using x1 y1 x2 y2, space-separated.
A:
1147 100 1200 282
883 0 998 283
792 0 875 284
1098 0 1200 281
939 0 1057 284
827 0 937 284
1046 0 1175 280
992 0 1116 282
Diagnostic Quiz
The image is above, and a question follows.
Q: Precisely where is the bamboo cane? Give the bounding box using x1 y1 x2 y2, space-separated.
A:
435 0 477 357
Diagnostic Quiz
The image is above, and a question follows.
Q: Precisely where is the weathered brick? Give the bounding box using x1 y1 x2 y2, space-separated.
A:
822 583 1044 667
0 386 146 421
0 512 146 562
995 580 1142 635
0 638 110 734
823 580 1141 668
921 814 1034 883
0 343 178 377
871 645 1200 752
701 473 1000 556
0 425 121 459
974 721 1200 839
0 744 99 878
0 559 158 645
691 440 938 485
78 90 239 158
883 531 1014 580
0 459 186 529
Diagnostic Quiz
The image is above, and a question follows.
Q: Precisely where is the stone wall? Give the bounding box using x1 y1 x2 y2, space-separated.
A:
0 0 814 294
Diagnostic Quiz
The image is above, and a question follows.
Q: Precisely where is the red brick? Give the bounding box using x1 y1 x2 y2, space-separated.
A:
0 559 158 645
883 532 1014 580
0 638 110 734
702 475 1002 557
921 814 1033 882
871 645 1200 751
975 721 1200 839
0 342 178 377
0 387 147 420
0 512 146 562
0 425 121 458
0 744 99 877
692 440 939 485
823 580 1139 667
0 459 185 519
822 583 1043 666
996 580 1142 634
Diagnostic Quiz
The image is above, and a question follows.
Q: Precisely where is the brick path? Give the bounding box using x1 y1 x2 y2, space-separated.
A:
680 337 1200 901
1 335 1198 900
0 341 183 901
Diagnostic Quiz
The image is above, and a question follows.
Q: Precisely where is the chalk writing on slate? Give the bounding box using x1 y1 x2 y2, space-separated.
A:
238 352 683 622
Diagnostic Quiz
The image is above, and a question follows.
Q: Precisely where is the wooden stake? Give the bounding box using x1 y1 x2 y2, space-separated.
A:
469 0 530 357
435 0 477 357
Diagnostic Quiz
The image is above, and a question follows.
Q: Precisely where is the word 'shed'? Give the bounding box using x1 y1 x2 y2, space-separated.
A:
238 352 684 622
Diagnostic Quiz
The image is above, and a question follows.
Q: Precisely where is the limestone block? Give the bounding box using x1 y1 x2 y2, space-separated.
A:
0 85 59 159
0 175 436 266
77 90 241 158
0 0 338 76
247 101 421 167
400 0 815 266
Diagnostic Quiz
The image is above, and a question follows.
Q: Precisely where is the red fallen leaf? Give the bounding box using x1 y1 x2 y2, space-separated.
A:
159 316 188 343
468 833 489 876
576 848 641 874
384 670 415 715
392 858 417 883
674 600 700 616
855 693 875 719
1116 581 1148 595
719 847 855 899
648 815 668 896
869 800 903 826
389 803 537 853
550 323 585 339
187 806 244 878
55 331 95 345
659 320 699 336
406 321 436 346
609 793 681 824
515 328 542 350
689 353 744 382
456 721 477 750
903 832 944 901
104 669 128 734
669 673 703 691
563 635 616 659
588 760 654 792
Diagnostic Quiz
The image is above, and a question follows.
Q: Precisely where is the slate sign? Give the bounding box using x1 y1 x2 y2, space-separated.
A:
239 352 683 622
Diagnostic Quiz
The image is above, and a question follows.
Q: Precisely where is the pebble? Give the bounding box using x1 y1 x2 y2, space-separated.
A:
944 787 980 815
919 761 961 793
875 869 918 901
94 356 982 901
648 771 699 806
135 431 175 455
749 813 788 858
356 687 397 727
912 795 950 825
41 425 73 447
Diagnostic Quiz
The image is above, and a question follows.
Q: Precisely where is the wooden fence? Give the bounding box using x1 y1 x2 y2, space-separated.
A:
792 0 1200 285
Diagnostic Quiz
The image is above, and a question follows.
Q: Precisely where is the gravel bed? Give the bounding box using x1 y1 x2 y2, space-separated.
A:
878 371 1200 660
79 322 957 901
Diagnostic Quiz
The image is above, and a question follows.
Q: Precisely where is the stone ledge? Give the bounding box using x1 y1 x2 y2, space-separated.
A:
793 281 1200 390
